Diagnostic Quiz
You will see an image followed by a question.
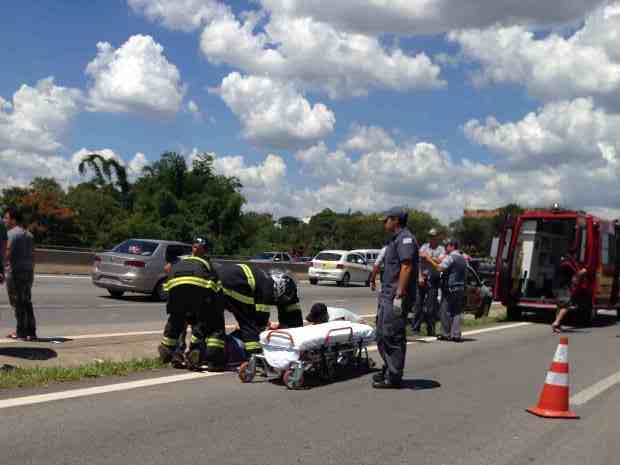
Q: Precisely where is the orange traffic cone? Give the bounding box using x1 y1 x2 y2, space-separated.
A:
526 336 579 419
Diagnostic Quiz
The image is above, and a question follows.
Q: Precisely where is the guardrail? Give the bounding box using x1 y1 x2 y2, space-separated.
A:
34 248 311 279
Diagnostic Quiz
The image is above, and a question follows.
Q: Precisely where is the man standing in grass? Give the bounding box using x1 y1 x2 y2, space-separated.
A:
3 207 36 341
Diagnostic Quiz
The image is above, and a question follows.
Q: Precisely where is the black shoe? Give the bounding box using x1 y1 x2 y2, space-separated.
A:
206 362 226 372
372 372 385 383
452 337 463 343
372 379 402 389
187 349 202 369
436 335 451 341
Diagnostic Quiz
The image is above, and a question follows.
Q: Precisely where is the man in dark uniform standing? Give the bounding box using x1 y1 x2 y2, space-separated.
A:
159 238 226 371
373 207 418 389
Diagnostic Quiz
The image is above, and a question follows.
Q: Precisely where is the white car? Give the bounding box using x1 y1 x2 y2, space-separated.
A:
308 250 372 286
350 249 382 266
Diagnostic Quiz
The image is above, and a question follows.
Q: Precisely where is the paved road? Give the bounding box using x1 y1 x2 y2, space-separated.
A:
0 275 379 337
1 316 619 465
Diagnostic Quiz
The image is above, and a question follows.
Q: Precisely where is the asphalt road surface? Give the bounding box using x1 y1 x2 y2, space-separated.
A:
0 275 378 337
1 313 620 465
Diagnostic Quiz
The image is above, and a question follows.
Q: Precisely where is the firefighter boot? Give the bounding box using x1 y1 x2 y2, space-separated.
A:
158 344 174 364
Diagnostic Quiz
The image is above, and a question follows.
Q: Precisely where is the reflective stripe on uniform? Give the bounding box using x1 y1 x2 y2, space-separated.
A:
160 336 177 347
222 287 255 305
284 303 301 312
238 264 256 291
244 341 261 351
163 276 221 293
179 255 211 271
206 337 225 348
256 303 272 313
190 335 201 344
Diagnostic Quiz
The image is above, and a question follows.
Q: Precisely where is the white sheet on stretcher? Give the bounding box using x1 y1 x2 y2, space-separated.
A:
260 321 376 371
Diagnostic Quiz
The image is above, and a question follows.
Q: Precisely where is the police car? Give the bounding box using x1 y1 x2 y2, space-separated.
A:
308 250 372 286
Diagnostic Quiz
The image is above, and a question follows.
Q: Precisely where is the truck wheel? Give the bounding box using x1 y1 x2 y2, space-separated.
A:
108 289 124 298
577 303 595 327
309 278 318 285
506 304 521 321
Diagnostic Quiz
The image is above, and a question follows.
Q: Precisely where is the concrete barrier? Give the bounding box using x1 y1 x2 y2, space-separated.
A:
33 248 311 280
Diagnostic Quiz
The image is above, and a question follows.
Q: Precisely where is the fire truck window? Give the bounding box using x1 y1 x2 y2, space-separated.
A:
502 228 512 261
602 234 610 266
579 226 587 262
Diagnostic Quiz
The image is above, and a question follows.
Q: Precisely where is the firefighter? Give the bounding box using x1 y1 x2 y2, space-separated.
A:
215 263 303 355
158 238 226 371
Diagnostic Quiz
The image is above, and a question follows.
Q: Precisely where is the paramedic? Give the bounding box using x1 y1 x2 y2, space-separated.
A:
552 256 588 333
216 263 303 355
158 237 226 371
373 207 418 389
305 302 363 324
426 239 466 342
413 228 445 337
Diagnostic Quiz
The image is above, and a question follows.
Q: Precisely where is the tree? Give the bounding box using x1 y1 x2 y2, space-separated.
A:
78 153 132 209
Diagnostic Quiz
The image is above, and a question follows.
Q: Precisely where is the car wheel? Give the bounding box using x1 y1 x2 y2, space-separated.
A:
506 304 521 321
337 273 350 287
108 289 124 298
475 300 491 319
152 280 167 302
309 278 318 285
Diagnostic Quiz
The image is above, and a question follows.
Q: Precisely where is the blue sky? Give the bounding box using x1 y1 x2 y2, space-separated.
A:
1 1 618 221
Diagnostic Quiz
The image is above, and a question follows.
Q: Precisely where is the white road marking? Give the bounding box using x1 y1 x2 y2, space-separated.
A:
35 275 91 279
0 319 536 409
0 372 226 410
570 369 620 406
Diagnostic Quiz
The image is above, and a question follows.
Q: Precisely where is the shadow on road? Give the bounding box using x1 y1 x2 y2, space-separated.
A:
99 294 158 303
400 379 441 391
0 346 58 361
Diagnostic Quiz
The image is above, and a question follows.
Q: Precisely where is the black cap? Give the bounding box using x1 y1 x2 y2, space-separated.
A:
382 206 408 223
306 303 329 324
445 238 459 248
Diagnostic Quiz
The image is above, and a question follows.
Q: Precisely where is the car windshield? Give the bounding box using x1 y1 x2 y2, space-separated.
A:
252 252 276 260
112 240 158 256
315 252 342 261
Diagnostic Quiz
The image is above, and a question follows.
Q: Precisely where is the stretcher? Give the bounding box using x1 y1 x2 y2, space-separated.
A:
238 321 376 389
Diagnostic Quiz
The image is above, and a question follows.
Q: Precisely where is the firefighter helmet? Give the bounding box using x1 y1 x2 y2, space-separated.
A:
271 271 298 305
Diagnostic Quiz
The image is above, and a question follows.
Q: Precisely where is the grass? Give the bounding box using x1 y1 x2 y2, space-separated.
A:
0 357 167 390
406 309 508 337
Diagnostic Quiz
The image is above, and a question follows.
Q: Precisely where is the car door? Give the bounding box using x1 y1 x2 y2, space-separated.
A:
464 266 483 312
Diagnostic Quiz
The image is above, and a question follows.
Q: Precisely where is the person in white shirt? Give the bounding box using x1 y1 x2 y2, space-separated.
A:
305 303 363 324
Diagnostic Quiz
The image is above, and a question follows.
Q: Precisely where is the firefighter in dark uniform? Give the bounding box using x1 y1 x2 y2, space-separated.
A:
373 207 418 389
158 238 226 371
215 263 303 355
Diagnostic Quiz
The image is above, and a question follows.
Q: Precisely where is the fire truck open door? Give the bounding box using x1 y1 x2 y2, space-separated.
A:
610 223 620 315
493 216 516 302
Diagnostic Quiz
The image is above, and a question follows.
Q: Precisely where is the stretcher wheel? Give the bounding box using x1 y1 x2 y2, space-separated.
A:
283 368 304 389
238 361 256 383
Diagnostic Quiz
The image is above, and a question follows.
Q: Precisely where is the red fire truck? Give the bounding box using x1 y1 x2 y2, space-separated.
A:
493 206 620 324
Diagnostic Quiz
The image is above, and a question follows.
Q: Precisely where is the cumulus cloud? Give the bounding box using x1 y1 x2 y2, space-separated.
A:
187 99 202 121
0 77 82 154
341 124 396 152
259 0 602 36
199 7 444 98
85 34 186 117
464 98 620 169
128 0 229 31
216 72 335 149
449 3 620 108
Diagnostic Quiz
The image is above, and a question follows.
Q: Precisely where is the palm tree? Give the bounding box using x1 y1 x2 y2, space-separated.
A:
78 153 132 209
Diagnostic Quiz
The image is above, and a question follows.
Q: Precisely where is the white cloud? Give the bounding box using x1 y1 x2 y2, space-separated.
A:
260 0 602 36
187 99 202 120
200 7 444 98
464 98 620 169
0 77 82 154
128 0 229 31
449 3 620 107
85 35 185 117
217 72 335 149
341 124 396 152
